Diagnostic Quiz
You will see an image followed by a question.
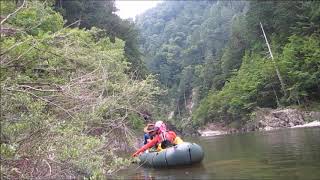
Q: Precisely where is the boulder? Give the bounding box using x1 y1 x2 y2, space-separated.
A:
250 108 306 131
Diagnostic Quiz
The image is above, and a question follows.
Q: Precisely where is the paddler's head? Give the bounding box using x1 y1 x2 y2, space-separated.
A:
153 121 167 134
144 123 155 133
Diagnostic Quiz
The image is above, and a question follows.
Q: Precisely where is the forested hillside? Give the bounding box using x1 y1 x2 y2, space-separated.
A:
0 0 160 178
54 0 147 78
136 1 320 128
1 0 320 178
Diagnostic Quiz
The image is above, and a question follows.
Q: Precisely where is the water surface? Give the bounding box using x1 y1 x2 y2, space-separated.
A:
117 127 320 179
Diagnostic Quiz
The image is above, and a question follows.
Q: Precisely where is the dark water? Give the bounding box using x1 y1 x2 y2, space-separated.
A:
117 127 320 180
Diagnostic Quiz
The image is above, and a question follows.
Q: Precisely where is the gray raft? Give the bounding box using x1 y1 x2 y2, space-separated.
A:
138 142 204 168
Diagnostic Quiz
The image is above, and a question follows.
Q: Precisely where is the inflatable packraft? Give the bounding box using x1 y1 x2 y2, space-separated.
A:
138 142 204 168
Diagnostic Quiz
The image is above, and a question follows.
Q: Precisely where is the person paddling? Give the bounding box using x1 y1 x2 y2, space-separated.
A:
132 121 183 157
143 123 155 145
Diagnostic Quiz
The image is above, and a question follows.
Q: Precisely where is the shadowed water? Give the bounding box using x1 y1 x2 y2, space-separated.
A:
116 127 320 180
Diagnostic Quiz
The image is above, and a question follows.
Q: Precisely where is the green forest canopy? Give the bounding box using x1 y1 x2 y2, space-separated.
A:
136 1 320 127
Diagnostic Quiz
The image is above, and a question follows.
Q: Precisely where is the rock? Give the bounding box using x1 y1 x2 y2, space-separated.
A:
292 121 320 128
197 108 319 136
242 108 320 132
264 126 274 131
289 122 294 127
256 108 305 129
198 130 227 137
303 111 320 122
258 120 266 127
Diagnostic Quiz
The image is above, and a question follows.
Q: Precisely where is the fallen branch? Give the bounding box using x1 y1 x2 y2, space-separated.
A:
5 87 75 119
0 40 29 57
42 159 52 177
18 84 62 92
0 0 26 25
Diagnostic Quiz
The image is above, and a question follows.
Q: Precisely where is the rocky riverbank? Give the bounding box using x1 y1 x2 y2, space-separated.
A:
198 108 320 136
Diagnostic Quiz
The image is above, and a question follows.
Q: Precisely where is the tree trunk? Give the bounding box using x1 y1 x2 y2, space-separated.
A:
272 85 280 107
260 22 287 97
184 90 187 109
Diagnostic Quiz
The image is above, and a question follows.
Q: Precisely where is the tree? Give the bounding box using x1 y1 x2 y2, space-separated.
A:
55 0 147 78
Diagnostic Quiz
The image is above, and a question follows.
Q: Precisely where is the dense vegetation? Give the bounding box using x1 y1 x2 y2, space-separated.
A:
136 1 320 127
0 0 160 178
1 0 319 178
54 0 147 78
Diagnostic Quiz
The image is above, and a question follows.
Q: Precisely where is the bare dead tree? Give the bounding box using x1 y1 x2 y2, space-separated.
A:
260 22 287 97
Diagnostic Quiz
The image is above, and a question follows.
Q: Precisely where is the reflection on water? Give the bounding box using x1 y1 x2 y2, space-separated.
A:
116 127 320 180
131 164 209 180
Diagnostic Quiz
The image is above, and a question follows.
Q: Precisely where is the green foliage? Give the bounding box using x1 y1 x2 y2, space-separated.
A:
10 1 64 35
137 0 320 127
221 14 248 79
193 52 275 124
55 0 147 78
136 1 248 121
280 34 320 104
1 1 161 178
0 1 17 15
0 143 16 159
193 33 320 125
1 0 320 177
128 113 144 130
55 127 105 177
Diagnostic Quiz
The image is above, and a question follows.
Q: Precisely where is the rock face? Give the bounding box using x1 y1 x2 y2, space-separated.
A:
258 108 304 128
244 108 319 132
197 122 230 136
303 111 320 122
197 108 320 136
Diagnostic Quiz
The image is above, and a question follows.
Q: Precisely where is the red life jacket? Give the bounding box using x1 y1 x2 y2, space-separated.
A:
159 131 176 148
132 131 177 156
